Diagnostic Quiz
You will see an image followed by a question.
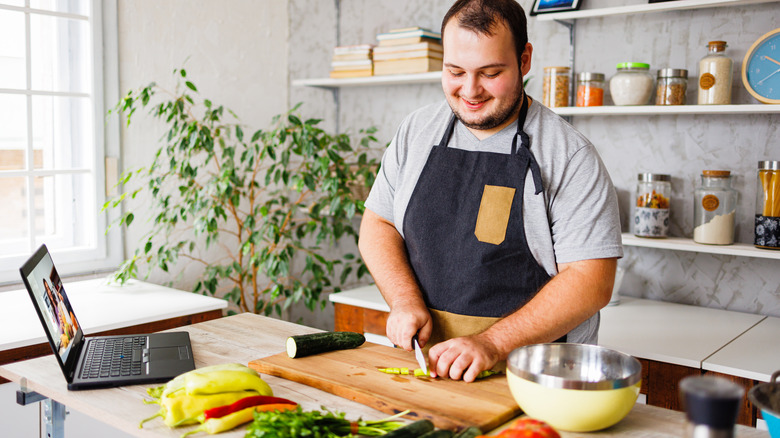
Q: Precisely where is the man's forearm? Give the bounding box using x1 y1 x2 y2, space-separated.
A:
357 209 425 310
481 258 617 359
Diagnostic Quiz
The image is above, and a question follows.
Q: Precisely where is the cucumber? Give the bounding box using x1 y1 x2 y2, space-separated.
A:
419 430 454 438
382 419 435 438
286 331 365 358
453 426 482 438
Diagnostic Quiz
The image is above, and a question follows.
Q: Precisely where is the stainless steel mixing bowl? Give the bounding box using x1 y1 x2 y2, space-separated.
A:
506 343 642 432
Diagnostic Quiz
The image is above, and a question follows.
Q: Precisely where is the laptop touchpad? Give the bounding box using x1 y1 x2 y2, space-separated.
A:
149 346 183 361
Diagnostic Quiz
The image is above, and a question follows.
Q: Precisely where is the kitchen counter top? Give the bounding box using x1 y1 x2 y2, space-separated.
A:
599 297 765 369
0 278 227 351
0 312 767 437
703 316 780 382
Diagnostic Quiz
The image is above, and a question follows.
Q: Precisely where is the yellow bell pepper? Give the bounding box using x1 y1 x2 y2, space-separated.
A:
182 370 273 397
161 363 260 398
140 390 260 428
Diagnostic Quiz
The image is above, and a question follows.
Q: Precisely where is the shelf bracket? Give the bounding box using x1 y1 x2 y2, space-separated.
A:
552 19 576 122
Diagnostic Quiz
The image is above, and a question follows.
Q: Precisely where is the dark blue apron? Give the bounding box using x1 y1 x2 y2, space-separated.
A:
403 95 566 343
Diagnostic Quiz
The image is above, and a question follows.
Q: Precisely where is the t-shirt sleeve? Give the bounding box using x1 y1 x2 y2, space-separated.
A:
364 124 406 224
549 144 623 263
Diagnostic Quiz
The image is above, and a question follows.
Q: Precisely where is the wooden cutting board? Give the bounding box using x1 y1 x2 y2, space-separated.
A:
248 342 521 431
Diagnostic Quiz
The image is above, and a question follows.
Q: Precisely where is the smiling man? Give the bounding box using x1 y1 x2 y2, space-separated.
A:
358 0 622 382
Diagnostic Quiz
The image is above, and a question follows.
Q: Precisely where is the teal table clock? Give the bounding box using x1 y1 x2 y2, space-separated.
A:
743 28 780 104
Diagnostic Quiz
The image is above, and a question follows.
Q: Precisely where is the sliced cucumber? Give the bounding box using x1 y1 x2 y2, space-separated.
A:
286 331 365 358
382 419 435 438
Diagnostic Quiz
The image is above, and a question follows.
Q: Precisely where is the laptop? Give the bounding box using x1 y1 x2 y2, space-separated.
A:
19 244 195 390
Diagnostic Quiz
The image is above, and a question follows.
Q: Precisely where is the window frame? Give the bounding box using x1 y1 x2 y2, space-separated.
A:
0 0 122 285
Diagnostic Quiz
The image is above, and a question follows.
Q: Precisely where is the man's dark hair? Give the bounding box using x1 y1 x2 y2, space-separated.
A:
441 0 528 70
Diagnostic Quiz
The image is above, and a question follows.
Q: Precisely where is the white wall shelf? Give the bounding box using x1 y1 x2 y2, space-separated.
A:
552 104 780 116
622 233 780 260
535 0 779 21
293 71 441 89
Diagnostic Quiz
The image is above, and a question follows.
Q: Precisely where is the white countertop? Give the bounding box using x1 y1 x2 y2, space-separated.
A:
330 285 770 373
599 297 765 368
330 284 389 312
703 316 780 382
0 278 227 351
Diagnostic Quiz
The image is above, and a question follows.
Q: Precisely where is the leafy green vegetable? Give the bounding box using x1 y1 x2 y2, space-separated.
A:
245 406 407 437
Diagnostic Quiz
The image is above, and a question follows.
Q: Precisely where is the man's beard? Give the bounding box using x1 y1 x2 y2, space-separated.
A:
452 83 525 131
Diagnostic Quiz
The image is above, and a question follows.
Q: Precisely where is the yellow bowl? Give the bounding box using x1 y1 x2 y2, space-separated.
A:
506 343 642 432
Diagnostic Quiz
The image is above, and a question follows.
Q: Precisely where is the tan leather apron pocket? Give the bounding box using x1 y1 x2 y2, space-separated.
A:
474 185 516 245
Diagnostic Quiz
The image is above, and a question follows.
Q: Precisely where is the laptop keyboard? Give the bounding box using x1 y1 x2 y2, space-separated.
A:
80 336 146 379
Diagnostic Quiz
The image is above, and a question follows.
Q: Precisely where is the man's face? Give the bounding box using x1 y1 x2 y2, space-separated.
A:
441 19 531 137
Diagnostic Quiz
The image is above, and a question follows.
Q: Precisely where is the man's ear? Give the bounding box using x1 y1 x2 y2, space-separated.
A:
520 42 533 77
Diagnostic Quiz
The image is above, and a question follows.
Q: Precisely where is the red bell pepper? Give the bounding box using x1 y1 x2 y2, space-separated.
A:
202 395 297 420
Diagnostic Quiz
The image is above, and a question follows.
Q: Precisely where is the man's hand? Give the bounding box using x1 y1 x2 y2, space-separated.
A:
385 300 433 351
427 332 501 382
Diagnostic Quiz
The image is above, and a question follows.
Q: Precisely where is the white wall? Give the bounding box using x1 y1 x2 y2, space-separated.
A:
116 0 290 295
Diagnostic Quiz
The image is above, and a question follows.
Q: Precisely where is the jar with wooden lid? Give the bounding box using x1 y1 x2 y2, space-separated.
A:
755 161 780 249
697 41 733 104
693 170 736 245
656 68 688 105
634 173 671 238
575 72 605 107
543 66 570 107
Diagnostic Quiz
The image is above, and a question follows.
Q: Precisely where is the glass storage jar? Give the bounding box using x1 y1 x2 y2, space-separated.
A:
755 161 780 249
610 62 654 106
575 72 605 107
656 68 688 105
698 41 733 105
634 173 671 238
693 170 737 245
543 66 570 107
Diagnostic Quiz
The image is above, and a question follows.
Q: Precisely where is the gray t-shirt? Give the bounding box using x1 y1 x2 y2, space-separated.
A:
365 99 623 343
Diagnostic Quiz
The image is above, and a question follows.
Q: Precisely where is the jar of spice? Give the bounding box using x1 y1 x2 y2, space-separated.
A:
575 72 605 107
698 41 733 105
755 161 780 249
693 170 737 245
634 173 671 238
656 68 688 105
543 66 570 107
610 62 654 106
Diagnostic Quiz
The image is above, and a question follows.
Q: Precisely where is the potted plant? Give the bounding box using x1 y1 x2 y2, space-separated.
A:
106 68 380 316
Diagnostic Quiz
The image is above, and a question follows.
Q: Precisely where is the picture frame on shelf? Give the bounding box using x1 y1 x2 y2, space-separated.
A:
530 0 581 16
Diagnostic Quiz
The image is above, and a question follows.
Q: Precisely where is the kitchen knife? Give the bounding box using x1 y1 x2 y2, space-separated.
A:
412 334 428 375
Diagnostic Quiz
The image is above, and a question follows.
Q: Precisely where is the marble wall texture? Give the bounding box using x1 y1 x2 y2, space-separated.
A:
288 0 780 323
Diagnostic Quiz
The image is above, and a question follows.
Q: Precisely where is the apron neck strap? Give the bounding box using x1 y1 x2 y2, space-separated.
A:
436 114 458 148
511 93 544 195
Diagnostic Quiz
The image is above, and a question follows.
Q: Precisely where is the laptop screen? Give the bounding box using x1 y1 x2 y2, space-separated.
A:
22 248 82 365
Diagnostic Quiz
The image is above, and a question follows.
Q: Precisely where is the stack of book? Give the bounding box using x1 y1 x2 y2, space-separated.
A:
329 44 374 79
373 27 443 76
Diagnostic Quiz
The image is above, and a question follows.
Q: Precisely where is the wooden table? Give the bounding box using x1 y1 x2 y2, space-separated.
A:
0 313 768 437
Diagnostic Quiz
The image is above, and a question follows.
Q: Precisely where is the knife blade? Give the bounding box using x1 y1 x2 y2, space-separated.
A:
412 334 428 375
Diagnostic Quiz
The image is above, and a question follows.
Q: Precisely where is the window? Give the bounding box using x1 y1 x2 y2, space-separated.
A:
0 0 121 284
